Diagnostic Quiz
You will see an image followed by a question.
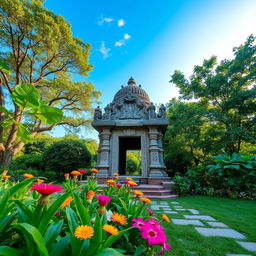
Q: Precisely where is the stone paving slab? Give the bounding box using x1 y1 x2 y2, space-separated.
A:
188 209 200 214
171 202 179 204
207 221 228 228
164 211 178 214
176 209 187 211
159 202 168 205
184 215 216 221
172 219 204 226
160 205 172 208
151 206 160 210
195 227 246 239
174 206 183 208
226 254 252 256
237 242 256 252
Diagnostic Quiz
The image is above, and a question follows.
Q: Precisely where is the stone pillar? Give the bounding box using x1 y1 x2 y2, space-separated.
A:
148 127 168 178
96 128 111 177
158 131 166 169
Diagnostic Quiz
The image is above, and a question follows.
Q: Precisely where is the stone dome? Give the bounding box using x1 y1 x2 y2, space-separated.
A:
113 77 151 105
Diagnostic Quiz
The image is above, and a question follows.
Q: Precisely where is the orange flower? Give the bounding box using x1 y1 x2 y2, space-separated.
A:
107 179 116 186
91 168 99 173
2 175 11 179
74 225 94 240
113 173 119 176
23 173 34 179
2 170 8 175
114 176 119 180
71 171 81 176
103 224 119 235
162 213 171 223
127 181 137 187
60 197 73 209
139 197 151 204
64 173 70 179
86 190 95 200
126 177 133 181
111 212 128 225
133 190 144 196
37 179 45 183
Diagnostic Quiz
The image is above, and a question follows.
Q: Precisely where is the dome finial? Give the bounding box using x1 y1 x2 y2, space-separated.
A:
128 77 136 86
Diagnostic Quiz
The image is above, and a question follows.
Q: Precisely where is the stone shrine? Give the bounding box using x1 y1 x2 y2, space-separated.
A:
92 77 171 187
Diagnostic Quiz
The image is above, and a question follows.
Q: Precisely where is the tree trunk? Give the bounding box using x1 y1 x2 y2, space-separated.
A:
0 149 14 167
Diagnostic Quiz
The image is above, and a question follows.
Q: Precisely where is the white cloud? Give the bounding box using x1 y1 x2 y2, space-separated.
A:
114 33 131 47
124 33 131 40
98 17 114 25
98 41 111 59
117 19 125 27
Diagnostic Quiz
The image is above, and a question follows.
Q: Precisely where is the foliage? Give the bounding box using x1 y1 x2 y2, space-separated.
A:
11 153 43 171
0 170 171 255
126 151 141 175
0 0 100 166
166 35 256 173
42 140 92 175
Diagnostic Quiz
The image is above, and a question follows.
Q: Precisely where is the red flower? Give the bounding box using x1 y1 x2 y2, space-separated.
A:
78 169 86 174
31 184 62 195
96 194 112 207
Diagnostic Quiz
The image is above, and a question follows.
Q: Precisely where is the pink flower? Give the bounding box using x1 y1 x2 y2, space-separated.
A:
141 224 165 246
31 184 62 195
116 184 122 189
96 194 112 207
54 211 61 217
147 207 156 217
147 218 162 229
124 180 129 184
132 217 147 230
159 242 171 255
78 169 86 174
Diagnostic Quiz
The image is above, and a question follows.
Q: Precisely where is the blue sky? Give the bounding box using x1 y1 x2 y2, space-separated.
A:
44 0 256 140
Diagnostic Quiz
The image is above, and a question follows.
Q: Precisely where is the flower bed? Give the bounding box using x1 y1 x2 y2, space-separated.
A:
0 170 171 256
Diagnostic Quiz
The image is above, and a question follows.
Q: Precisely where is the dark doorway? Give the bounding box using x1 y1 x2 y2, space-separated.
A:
119 137 141 175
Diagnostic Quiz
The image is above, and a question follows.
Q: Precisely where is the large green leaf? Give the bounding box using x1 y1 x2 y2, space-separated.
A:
96 248 124 256
44 220 64 249
0 61 11 74
15 223 49 256
73 193 91 225
37 105 63 124
0 246 21 256
12 83 40 108
49 235 70 256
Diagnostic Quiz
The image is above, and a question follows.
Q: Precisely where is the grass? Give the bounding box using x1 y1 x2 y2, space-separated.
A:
156 195 256 256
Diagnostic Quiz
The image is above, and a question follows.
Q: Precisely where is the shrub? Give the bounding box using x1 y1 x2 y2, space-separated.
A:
42 140 92 175
11 153 43 171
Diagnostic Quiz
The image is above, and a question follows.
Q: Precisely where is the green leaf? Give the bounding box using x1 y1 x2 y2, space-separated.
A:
49 235 70 256
133 245 146 256
38 191 73 235
96 248 124 256
0 105 12 117
37 105 63 124
0 246 21 256
44 220 64 249
12 83 40 108
16 123 32 143
15 223 49 256
0 61 11 74
73 193 91 225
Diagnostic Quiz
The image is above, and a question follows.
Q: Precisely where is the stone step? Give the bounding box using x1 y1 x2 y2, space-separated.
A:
147 194 179 200
139 190 172 196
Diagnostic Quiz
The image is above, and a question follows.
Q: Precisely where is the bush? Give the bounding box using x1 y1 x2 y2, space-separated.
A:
42 139 92 175
11 153 43 171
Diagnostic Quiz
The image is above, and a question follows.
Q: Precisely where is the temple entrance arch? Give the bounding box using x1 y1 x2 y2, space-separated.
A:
92 77 169 184
118 136 141 175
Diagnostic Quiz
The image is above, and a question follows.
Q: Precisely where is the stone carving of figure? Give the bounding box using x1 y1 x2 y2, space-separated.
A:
148 102 157 119
94 106 102 120
134 99 147 119
158 104 167 119
102 104 111 120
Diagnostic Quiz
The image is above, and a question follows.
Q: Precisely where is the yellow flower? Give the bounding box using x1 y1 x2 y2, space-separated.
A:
127 181 137 186
162 213 171 223
113 173 119 176
71 171 81 176
111 212 128 225
126 177 133 181
139 197 151 204
60 197 73 209
107 179 116 186
23 173 34 178
133 190 144 196
103 224 119 235
91 168 99 173
74 225 94 240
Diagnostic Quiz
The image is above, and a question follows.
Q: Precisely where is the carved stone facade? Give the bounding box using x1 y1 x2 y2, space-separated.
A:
92 77 169 182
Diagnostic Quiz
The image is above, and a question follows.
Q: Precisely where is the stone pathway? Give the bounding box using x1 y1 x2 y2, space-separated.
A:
151 200 256 256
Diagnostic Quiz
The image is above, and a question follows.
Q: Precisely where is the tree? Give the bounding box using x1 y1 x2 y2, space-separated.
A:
170 35 256 156
42 140 91 175
0 0 100 166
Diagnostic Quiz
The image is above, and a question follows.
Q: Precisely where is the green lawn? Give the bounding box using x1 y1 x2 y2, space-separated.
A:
157 196 256 256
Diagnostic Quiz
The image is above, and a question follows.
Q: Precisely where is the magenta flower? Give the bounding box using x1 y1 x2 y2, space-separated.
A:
31 184 62 195
141 224 165 246
147 207 156 217
159 242 171 255
132 217 147 230
116 184 122 189
78 169 86 174
54 211 61 217
147 218 162 229
96 194 112 207
124 180 129 184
